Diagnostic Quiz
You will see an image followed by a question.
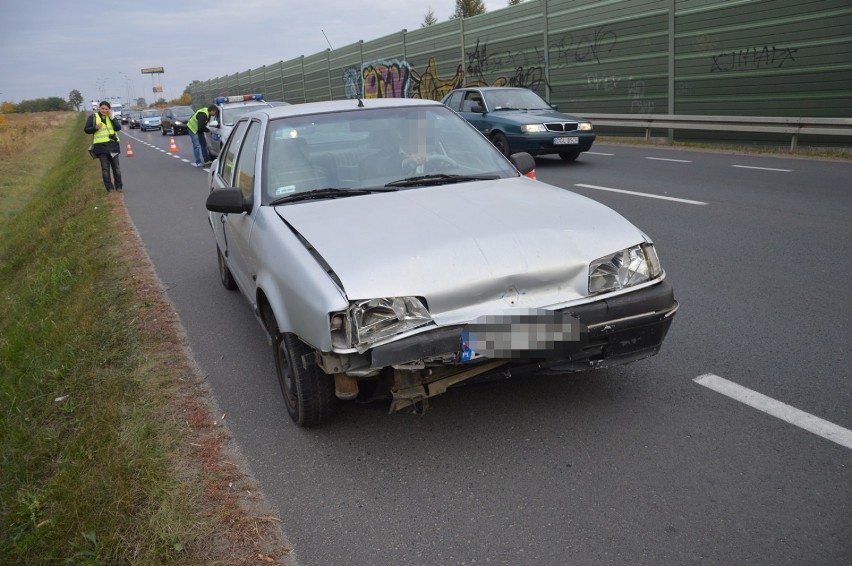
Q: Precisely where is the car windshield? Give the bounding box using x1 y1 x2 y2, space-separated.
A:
172 107 193 118
262 105 518 204
221 104 267 126
141 110 159 118
485 89 552 111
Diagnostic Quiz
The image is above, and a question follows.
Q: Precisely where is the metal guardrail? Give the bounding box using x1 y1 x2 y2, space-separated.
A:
580 114 852 151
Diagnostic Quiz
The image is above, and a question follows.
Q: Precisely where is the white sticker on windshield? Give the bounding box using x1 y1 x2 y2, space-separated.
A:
274 185 296 196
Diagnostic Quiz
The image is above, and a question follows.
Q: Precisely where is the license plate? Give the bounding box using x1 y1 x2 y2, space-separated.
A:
460 309 587 362
553 136 579 145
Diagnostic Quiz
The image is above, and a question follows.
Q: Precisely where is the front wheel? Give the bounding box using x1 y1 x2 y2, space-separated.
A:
490 132 511 157
559 151 580 162
161 126 167 136
264 307 335 426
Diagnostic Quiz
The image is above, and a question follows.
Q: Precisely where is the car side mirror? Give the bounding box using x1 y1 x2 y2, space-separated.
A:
550 104 559 111
208 118 219 128
509 152 536 176
206 187 252 214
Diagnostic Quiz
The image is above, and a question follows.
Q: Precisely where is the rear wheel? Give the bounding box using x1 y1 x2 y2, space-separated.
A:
490 132 511 157
216 246 237 290
559 151 580 162
263 305 335 426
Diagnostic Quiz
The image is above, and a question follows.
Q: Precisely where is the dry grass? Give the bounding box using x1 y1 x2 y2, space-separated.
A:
0 112 296 565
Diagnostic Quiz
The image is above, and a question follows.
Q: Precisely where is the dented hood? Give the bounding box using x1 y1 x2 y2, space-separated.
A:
274 177 646 324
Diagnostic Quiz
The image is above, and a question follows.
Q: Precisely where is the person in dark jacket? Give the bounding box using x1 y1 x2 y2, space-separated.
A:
187 105 219 167
84 101 123 192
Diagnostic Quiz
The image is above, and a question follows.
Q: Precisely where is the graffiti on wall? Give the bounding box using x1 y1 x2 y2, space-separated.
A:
710 46 798 72
361 59 413 98
554 26 618 66
349 37 551 101
464 40 549 91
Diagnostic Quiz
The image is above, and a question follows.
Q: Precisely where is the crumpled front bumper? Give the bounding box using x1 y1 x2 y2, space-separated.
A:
369 280 678 373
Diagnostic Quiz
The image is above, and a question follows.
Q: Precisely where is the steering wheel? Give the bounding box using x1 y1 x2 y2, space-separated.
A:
402 154 458 175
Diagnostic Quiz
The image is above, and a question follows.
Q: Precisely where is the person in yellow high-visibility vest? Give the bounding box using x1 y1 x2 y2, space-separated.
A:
84 100 123 192
187 105 219 168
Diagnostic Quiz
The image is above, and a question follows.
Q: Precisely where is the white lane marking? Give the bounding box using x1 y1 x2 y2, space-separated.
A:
574 184 708 205
732 165 792 172
181 159 192 163
586 151 614 156
694 374 852 450
645 157 692 163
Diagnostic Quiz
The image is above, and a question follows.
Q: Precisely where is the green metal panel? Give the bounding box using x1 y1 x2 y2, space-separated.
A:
360 32 409 98
263 63 286 103
674 0 852 116
303 51 331 103
186 0 851 131
328 42 363 100
547 0 670 114
463 1 549 97
404 20 464 100
282 59 306 104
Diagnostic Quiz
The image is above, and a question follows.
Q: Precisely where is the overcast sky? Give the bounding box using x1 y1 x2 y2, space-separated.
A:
1 0 511 105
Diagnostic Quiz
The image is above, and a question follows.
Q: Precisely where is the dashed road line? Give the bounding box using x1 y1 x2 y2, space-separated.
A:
694 374 852 450
574 184 708 205
645 157 692 163
732 165 792 172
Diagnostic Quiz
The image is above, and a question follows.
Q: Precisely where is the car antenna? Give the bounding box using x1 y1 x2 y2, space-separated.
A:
322 29 364 107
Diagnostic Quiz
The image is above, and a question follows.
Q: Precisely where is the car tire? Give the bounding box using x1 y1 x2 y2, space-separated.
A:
161 126 167 136
262 305 335 427
490 132 511 157
275 332 336 427
559 151 580 162
216 246 237 290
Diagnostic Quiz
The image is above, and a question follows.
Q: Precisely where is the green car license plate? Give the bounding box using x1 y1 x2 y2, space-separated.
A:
553 136 579 145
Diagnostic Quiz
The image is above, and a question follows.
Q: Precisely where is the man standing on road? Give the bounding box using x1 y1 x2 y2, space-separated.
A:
187 105 219 167
84 101 123 192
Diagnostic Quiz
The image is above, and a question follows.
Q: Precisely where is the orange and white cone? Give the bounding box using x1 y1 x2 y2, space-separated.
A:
126 143 134 157
169 137 178 153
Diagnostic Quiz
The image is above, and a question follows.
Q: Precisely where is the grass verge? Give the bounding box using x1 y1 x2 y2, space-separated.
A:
0 113 294 565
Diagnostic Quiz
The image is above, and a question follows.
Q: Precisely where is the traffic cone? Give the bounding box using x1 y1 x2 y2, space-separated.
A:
169 137 178 153
126 143 134 157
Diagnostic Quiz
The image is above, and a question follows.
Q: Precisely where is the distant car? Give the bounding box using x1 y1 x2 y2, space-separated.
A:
160 106 194 136
120 109 133 124
206 94 272 158
138 109 162 132
441 87 596 162
126 111 142 129
204 98 677 427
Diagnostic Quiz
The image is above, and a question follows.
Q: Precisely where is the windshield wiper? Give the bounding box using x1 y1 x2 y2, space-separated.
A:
269 187 397 205
385 174 498 187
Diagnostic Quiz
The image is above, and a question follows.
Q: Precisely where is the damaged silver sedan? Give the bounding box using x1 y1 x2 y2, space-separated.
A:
205 98 678 426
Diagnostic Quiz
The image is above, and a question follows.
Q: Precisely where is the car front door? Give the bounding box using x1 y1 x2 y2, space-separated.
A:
210 119 259 294
458 90 489 134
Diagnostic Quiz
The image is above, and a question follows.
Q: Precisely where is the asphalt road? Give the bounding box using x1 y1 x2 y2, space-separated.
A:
119 129 852 566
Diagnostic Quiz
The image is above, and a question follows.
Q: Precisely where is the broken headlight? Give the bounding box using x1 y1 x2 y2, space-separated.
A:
588 243 662 295
332 297 432 352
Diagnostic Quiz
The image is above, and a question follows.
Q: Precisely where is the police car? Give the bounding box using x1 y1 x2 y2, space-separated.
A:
206 94 273 158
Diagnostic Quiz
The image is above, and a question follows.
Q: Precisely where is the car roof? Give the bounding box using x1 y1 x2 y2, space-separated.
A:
246 97 443 120
218 100 271 109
